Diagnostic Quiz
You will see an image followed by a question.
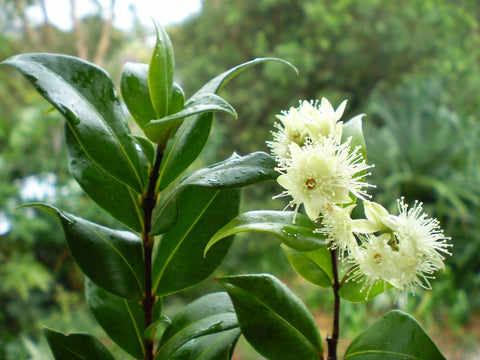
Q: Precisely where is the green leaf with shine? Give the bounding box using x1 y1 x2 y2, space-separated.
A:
155 292 239 359
152 187 240 296
85 279 145 359
65 126 144 232
156 57 296 191
344 310 446 359
2 53 147 193
26 203 144 300
339 275 391 303
43 328 115 360
121 62 157 128
205 210 326 255
149 21 174 119
181 152 277 189
217 274 323 360
169 329 240 360
282 244 333 288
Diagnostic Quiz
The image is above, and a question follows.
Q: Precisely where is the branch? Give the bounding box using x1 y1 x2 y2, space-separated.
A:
40 0 55 49
327 248 341 360
14 0 41 47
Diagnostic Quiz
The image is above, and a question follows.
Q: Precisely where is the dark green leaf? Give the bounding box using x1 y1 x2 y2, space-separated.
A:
3 53 147 193
181 152 277 189
152 187 239 296
26 203 144 300
156 58 296 191
44 328 115 360
150 192 179 235
205 210 326 255
155 292 238 360
149 21 174 118
344 310 446 359
281 244 333 288
169 329 240 360
216 274 323 360
85 279 145 358
66 126 144 232
156 112 213 191
132 135 156 165
120 62 157 128
144 82 186 145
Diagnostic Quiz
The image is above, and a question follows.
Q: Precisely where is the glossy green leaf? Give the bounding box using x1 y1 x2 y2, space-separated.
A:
85 279 145 359
121 62 157 128
339 275 392 303
181 152 277 189
152 187 240 296
344 310 446 359
281 244 333 288
192 58 297 97
150 191 179 235
44 328 115 360
157 112 213 191
169 329 240 360
3 53 146 193
217 274 323 360
132 135 156 165
156 58 296 192
26 203 144 300
149 21 174 119
65 126 144 232
155 292 239 360
144 82 186 145
205 210 326 255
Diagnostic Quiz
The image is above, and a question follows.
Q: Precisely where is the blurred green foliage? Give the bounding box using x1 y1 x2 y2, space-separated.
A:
1 0 479 358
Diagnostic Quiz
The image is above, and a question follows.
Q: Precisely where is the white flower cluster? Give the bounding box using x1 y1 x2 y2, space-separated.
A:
267 98 452 295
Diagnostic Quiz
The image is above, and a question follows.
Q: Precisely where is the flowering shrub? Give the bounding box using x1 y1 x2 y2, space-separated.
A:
3 23 449 359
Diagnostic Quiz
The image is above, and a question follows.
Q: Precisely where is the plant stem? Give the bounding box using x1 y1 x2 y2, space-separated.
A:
327 248 341 360
141 147 163 360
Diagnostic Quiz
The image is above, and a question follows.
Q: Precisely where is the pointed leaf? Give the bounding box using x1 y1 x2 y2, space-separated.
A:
192 58 297 97
181 152 277 189
205 210 326 255
149 21 174 118
156 292 238 359
44 328 115 360
282 244 333 288
26 204 144 300
169 329 241 360
85 279 145 359
66 126 144 232
121 62 157 128
216 274 323 360
156 58 296 192
132 135 156 165
152 187 239 296
144 82 186 145
3 53 146 193
157 112 213 191
344 310 446 359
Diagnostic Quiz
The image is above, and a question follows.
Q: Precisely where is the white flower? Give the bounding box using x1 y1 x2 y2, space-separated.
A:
349 198 452 294
319 204 358 257
274 136 373 221
349 234 404 295
266 98 347 164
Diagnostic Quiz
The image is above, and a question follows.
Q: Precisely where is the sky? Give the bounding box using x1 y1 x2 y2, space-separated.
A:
26 0 202 31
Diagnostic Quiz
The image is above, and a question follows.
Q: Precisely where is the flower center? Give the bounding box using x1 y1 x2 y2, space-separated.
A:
292 131 301 143
305 178 316 189
373 253 383 264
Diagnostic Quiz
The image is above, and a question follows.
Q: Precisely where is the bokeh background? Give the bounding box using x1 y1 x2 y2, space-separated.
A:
1 0 479 359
